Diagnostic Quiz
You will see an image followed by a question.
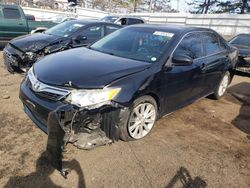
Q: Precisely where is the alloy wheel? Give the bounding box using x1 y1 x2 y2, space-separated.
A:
128 103 156 139
218 74 229 97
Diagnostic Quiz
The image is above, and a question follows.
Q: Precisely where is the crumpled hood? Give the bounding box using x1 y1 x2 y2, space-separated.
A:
34 48 151 89
10 33 62 52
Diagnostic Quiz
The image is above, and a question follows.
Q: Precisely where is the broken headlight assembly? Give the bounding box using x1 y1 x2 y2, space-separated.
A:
25 52 37 61
65 88 121 108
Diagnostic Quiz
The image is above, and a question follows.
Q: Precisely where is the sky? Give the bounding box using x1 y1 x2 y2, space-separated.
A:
170 0 189 12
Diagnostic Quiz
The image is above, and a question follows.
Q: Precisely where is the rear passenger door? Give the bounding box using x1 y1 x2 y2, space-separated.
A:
0 7 28 41
200 32 230 95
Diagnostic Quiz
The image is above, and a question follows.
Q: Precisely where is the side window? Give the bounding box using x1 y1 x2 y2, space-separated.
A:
128 19 142 25
203 33 222 56
3 8 21 19
174 33 203 59
219 37 228 51
83 25 104 39
105 25 120 35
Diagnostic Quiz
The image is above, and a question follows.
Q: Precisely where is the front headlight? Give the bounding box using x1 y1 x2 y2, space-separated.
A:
65 88 121 108
25 52 37 61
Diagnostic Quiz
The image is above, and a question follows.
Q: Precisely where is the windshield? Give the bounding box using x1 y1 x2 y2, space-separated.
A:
101 16 119 23
230 34 250 47
45 21 85 37
91 27 175 63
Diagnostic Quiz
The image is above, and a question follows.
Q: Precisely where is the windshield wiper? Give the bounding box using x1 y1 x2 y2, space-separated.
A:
89 47 114 56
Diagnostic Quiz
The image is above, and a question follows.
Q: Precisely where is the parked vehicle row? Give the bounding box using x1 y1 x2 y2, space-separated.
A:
18 25 238 149
0 2 240 149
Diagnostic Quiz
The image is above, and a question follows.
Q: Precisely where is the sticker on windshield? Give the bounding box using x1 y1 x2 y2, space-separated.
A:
151 57 157 62
153 31 174 38
73 24 84 28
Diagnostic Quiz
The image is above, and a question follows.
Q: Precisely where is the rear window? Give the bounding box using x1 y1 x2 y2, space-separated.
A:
230 34 250 47
128 19 143 24
203 33 222 56
3 8 21 19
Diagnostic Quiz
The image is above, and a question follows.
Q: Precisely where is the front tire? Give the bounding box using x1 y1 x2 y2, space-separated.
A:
211 71 230 99
120 96 157 141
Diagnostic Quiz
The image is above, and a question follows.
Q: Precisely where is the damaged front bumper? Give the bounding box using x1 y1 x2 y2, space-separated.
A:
19 80 129 150
48 104 129 150
3 44 39 73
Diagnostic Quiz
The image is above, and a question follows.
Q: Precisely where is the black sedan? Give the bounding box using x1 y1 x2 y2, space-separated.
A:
3 20 122 73
229 34 250 74
19 25 238 150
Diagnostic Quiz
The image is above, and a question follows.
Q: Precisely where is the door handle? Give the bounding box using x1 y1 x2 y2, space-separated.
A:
201 63 206 70
18 23 23 25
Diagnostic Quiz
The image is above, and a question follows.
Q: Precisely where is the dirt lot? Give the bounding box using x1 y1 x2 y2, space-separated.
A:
0 51 249 188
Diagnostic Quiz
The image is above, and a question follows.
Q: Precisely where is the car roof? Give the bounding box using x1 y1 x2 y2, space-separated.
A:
234 33 250 37
128 24 214 34
0 4 20 8
65 19 120 26
118 16 143 19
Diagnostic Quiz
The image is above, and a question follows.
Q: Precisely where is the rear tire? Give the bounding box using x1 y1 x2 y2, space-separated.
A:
211 71 230 100
120 95 157 141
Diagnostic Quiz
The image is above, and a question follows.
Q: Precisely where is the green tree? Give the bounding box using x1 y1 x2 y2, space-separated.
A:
216 0 249 13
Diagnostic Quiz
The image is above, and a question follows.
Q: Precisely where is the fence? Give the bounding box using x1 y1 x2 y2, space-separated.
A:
22 6 107 21
22 7 250 37
131 13 250 37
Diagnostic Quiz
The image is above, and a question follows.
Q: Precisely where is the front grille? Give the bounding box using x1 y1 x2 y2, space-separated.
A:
35 91 64 101
27 73 70 101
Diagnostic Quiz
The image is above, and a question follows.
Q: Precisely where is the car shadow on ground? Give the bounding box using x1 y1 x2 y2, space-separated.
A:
3 151 86 188
165 167 207 188
228 82 250 139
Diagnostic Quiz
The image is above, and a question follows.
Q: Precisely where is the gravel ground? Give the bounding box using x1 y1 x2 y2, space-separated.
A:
0 51 249 188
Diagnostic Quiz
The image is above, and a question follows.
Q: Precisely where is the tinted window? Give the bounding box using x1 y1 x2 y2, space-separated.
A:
203 33 222 55
219 37 228 51
3 8 21 19
128 18 143 25
45 21 85 37
230 34 250 47
174 33 203 59
106 25 120 35
83 25 104 38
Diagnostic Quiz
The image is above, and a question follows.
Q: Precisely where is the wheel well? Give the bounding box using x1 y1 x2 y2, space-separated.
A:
228 68 235 84
33 29 46 33
145 93 160 111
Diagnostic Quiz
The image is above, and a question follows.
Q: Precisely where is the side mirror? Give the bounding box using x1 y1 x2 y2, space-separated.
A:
172 53 193 66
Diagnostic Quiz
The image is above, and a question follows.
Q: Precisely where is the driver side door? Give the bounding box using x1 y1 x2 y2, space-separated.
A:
163 32 206 113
